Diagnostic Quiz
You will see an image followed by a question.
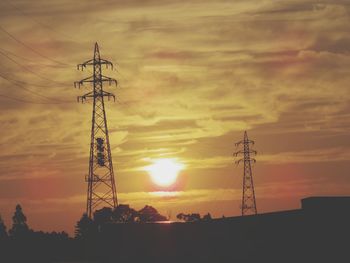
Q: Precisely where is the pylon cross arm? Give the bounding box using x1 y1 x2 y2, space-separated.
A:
77 59 94 70
100 59 114 69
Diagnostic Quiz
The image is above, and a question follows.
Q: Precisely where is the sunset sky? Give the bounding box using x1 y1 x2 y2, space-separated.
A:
0 0 349 234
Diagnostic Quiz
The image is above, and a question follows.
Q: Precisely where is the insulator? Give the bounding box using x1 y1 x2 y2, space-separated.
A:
97 152 105 166
96 138 104 151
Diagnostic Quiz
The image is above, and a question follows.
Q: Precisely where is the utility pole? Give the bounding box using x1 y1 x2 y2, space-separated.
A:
74 43 118 218
234 131 257 216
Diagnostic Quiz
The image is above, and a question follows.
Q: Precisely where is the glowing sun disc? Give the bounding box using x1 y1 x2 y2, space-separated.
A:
145 158 184 187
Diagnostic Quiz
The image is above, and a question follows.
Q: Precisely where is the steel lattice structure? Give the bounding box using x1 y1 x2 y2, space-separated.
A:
234 131 257 216
74 43 118 218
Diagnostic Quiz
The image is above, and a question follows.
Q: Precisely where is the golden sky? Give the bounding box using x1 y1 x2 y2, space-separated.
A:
0 0 350 234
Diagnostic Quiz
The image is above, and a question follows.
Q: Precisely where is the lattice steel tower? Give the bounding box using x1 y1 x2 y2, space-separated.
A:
74 43 118 218
234 131 257 216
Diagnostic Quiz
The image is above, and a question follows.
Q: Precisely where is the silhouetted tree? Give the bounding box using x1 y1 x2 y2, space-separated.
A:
94 207 113 226
49 230 69 239
75 213 97 240
176 213 184 221
176 213 201 222
202 213 212 221
0 215 8 239
112 204 138 223
9 204 30 237
138 205 167 222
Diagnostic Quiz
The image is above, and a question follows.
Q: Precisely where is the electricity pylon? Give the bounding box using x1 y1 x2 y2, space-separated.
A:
74 43 118 218
234 131 257 216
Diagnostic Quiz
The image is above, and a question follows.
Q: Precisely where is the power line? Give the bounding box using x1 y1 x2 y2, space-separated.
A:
0 49 68 85
0 73 70 103
0 63 69 88
0 46 57 67
0 93 73 105
0 25 70 67
0 73 63 88
3 0 76 41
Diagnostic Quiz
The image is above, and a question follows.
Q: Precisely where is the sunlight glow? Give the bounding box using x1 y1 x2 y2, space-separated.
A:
150 191 180 197
144 158 185 187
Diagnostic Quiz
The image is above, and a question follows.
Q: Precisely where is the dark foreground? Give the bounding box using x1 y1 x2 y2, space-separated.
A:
1 196 349 263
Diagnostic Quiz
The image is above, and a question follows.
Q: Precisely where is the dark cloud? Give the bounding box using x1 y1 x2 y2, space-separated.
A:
251 2 323 15
310 37 350 54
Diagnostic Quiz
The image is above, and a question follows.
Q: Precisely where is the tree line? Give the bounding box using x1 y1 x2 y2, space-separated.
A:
76 204 212 239
0 204 69 241
0 203 212 241
0 203 212 262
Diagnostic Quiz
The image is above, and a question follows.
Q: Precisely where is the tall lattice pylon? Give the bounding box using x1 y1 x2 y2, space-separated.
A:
234 131 257 216
74 43 118 218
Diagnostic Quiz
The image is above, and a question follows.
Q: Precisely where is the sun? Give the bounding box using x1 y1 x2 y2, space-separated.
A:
144 158 185 187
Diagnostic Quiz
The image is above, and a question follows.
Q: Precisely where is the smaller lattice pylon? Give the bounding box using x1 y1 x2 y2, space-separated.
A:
234 131 258 216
